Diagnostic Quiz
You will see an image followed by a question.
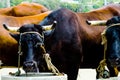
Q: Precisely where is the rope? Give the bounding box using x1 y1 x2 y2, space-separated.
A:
40 45 62 75
9 34 23 76
114 67 119 76
21 32 44 38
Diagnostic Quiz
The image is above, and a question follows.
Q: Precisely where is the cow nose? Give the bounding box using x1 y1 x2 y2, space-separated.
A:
23 61 39 72
115 58 120 65
24 61 35 67
109 58 120 67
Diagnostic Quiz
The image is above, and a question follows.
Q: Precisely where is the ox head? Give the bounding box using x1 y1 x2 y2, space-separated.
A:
87 16 120 67
105 16 120 67
3 24 50 73
105 25 120 67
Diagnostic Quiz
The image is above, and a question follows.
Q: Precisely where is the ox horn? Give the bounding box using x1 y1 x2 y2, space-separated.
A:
3 24 19 32
86 20 107 26
42 21 57 31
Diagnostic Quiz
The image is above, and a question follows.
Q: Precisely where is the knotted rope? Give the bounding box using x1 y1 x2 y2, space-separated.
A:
97 28 109 78
40 45 62 75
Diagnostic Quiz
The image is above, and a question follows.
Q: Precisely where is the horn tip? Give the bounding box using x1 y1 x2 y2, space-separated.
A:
3 24 9 30
54 21 57 24
86 20 91 25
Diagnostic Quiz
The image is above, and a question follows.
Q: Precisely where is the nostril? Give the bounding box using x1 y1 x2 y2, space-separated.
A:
109 57 120 67
116 58 120 61
116 58 120 65
23 61 39 73
24 61 35 67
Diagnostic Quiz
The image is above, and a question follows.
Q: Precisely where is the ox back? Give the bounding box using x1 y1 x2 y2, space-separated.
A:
0 2 49 16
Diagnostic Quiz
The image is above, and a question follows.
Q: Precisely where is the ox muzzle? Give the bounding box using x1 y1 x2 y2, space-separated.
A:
108 58 120 67
23 60 39 73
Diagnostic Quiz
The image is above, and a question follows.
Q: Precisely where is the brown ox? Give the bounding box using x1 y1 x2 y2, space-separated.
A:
76 3 120 67
0 11 51 66
0 2 49 16
3 4 120 80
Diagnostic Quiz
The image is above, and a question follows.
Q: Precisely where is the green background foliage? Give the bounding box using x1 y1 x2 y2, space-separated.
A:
0 0 119 12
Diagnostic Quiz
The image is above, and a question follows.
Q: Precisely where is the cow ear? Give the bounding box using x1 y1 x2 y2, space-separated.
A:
10 33 20 41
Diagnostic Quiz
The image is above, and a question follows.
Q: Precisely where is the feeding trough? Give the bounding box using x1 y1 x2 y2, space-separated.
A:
1 72 67 80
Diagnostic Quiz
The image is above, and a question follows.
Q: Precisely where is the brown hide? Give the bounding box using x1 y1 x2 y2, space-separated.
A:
77 4 120 43
0 2 49 17
0 11 51 66
75 4 120 67
12 2 49 17
0 7 13 16
1 11 51 26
